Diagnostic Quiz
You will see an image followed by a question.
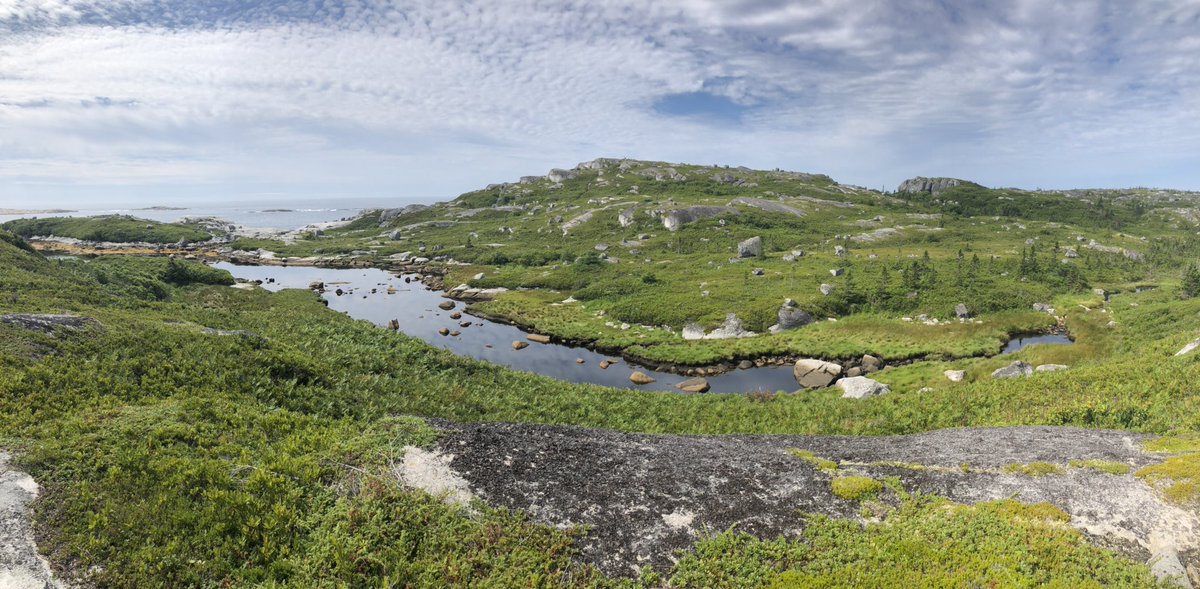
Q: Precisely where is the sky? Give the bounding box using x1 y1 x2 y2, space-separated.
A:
1 0 1199 207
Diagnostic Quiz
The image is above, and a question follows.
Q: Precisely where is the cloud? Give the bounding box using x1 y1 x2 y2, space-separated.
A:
1 0 1199 205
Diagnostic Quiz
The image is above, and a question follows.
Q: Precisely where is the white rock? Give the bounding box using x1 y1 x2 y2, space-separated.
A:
837 376 891 399
944 370 966 382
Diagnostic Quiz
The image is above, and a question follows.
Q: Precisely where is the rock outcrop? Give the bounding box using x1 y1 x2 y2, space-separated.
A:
660 206 736 231
728 197 806 218
1 313 99 334
896 177 967 195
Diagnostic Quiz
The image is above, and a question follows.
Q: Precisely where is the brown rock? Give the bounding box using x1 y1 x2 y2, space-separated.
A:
450 312 462 320
675 377 710 393
438 328 450 336
387 319 400 330
439 301 455 310
460 321 472 328
629 371 656 385
512 341 529 350
861 354 884 374
527 334 552 344
599 360 612 369
576 358 585 364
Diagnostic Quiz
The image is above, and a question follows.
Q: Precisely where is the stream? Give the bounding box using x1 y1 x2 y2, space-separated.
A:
215 263 1073 393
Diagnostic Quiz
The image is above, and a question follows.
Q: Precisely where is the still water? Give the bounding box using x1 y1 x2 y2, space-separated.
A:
215 263 800 394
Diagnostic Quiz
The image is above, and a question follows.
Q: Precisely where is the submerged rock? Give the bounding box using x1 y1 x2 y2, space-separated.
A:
675 377 710 393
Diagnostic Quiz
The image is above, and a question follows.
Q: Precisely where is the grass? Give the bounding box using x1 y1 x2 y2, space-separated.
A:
1003 463 1065 477
1069 460 1132 475
670 496 1165 589
787 449 839 472
830 476 883 501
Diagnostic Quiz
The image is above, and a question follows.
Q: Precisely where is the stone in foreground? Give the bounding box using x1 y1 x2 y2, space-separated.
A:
794 359 843 389
992 361 1033 379
629 371 656 385
837 376 890 399
944 370 966 382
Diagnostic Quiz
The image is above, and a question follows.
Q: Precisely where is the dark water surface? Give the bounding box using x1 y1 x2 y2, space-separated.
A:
1000 333 1073 354
215 263 800 393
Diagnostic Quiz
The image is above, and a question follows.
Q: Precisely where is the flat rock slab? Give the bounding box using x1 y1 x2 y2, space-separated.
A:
431 422 1198 582
1 452 69 588
1 314 99 335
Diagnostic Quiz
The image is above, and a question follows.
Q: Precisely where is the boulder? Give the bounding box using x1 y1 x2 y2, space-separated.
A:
618 207 637 227
770 299 814 333
793 359 843 389
473 272 485 281
738 236 763 258
439 301 456 311
682 323 705 341
676 377 710 393
955 303 970 319
438 328 450 336
1032 303 1056 315
819 284 836 296
387 319 400 330
526 334 552 344
599 360 612 369
629 371 656 385
992 361 1033 379
512 341 529 350
830 268 844 277
861 355 883 374
738 360 754 370
837 376 890 399
750 268 764 276
459 321 472 328
1175 339 1200 357
846 367 862 378
450 312 462 320
834 245 847 257
944 370 966 382
308 281 325 291
1035 364 1069 373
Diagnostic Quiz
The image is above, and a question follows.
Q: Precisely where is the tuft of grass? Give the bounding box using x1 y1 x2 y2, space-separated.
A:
787 449 838 472
1003 462 1064 477
831 476 884 501
1142 433 1200 454
1137 453 1200 506
1069 459 1132 475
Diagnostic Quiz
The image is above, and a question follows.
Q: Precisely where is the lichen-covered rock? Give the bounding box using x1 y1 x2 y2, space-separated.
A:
837 376 890 399
1 313 99 334
944 370 966 382
1035 364 1069 373
992 361 1034 379
896 177 966 195
661 206 736 231
675 377 710 393
738 236 763 258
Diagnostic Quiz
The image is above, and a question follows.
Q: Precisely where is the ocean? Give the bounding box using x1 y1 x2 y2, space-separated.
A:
0 197 439 231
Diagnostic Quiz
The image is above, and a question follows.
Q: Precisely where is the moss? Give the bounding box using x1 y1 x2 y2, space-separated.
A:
1142 433 1200 454
831 476 884 501
1003 462 1064 477
788 449 838 472
1069 459 1132 475
1137 453 1200 506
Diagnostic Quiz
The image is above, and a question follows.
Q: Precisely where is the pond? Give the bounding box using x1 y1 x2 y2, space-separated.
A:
1001 333 1073 354
214 263 801 394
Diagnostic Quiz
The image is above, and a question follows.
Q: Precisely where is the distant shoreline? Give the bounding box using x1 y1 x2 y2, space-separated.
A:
0 208 77 215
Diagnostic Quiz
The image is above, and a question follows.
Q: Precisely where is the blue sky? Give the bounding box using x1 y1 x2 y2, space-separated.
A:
1 0 1199 207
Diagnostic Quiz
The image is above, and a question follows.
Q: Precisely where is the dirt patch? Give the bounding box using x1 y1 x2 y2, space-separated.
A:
429 422 1197 584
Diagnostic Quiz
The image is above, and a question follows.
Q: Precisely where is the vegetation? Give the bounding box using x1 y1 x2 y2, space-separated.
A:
2 155 1199 587
1069 460 1133 475
830 476 883 501
671 496 1165 589
1003 462 1065 477
2 214 214 244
